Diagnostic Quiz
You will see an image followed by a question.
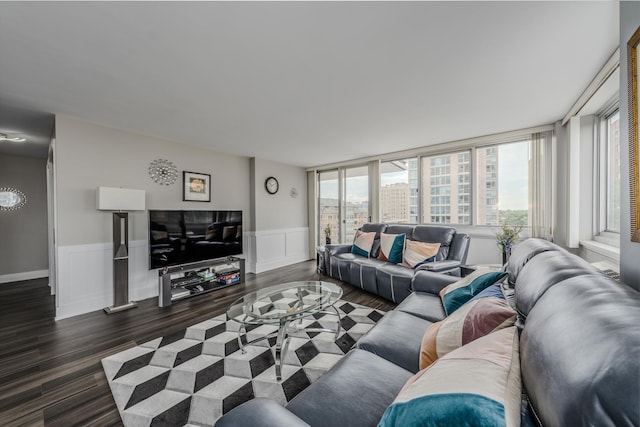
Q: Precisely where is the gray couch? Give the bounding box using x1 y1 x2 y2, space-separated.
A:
325 223 470 303
216 238 640 427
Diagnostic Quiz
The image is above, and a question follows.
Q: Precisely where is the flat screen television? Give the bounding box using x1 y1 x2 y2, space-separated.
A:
149 210 242 270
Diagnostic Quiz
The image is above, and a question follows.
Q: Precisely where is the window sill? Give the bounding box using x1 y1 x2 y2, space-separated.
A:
593 232 620 248
579 239 620 262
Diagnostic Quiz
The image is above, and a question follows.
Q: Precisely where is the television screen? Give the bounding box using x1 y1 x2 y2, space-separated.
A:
149 210 242 270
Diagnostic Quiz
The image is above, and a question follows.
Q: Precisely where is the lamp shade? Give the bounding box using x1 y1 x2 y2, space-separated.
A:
97 187 146 211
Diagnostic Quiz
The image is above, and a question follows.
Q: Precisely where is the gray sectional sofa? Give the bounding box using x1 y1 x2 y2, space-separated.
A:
325 223 470 303
216 238 640 427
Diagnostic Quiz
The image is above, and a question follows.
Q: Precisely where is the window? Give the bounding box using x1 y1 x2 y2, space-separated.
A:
318 170 339 244
380 158 418 224
605 111 621 232
475 141 530 226
421 150 471 225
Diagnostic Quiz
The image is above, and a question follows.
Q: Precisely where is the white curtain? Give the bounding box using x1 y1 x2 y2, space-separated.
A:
529 131 554 239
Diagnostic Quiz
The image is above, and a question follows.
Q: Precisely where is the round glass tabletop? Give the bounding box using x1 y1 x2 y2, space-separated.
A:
227 281 343 325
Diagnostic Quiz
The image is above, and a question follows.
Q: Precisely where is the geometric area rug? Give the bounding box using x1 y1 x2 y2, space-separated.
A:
102 300 385 427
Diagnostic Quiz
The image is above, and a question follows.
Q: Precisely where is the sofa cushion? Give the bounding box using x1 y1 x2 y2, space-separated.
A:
378 232 406 264
506 238 564 286
375 263 414 303
412 225 456 260
514 250 598 318
379 327 521 427
286 349 413 427
520 275 640 427
419 296 516 369
402 240 440 268
395 292 446 323
349 257 389 294
331 252 358 282
356 310 432 373
215 398 311 427
439 269 508 315
352 230 376 257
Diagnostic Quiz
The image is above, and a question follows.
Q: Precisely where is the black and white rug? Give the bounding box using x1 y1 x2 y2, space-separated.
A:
102 300 385 427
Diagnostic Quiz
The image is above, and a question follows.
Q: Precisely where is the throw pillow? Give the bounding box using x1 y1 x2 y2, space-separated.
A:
378 327 521 427
419 296 516 369
351 230 376 258
402 240 441 268
377 233 406 264
439 269 508 315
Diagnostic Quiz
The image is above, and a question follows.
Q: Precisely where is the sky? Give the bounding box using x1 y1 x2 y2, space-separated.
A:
319 141 530 210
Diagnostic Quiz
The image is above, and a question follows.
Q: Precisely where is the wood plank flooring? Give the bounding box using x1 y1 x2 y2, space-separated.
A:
0 261 396 426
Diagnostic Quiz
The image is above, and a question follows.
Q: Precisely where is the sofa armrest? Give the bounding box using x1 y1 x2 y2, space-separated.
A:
325 244 352 256
412 270 459 294
416 259 461 273
214 398 311 427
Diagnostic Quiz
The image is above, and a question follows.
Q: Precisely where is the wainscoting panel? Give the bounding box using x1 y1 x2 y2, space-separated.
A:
56 240 158 320
56 230 302 319
250 227 310 274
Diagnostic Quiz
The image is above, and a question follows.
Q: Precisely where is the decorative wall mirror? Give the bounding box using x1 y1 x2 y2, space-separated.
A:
628 25 640 242
0 187 27 211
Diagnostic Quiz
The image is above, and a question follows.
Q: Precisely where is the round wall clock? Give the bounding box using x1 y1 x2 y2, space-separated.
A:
265 176 279 194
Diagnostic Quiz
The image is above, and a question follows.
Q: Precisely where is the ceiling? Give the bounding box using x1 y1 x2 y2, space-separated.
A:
0 1 619 167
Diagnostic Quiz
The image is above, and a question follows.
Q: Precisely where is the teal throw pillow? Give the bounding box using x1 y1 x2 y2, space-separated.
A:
439 270 508 315
378 233 406 264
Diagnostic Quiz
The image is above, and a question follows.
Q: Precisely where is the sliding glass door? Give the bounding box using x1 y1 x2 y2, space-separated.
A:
318 166 369 245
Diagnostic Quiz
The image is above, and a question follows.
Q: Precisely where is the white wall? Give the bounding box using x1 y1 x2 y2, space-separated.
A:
54 116 252 318
620 1 640 290
248 157 309 273
0 154 49 282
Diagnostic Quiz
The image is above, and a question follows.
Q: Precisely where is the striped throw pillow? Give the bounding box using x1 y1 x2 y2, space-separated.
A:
377 233 406 264
351 230 376 258
402 240 440 268
419 295 516 369
379 327 521 427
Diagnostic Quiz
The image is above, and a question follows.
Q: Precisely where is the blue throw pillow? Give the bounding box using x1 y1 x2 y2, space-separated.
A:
378 233 406 264
439 271 508 315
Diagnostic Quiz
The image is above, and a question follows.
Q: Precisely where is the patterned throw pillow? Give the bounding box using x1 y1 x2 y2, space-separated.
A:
439 269 508 315
402 240 440 268
351 230 376 258
419 294 516 369
377 233 406 264
378 327 521 427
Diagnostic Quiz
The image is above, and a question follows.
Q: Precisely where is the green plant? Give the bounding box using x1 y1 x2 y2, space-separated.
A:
496 223 523 253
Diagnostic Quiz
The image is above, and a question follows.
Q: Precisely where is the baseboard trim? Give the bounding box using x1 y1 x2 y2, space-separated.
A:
0 269 49 284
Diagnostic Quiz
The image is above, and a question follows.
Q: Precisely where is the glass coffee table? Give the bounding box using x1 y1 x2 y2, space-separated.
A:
227 281 343 380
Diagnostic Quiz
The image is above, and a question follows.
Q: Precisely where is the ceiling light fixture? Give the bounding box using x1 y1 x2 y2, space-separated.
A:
0 133 26 142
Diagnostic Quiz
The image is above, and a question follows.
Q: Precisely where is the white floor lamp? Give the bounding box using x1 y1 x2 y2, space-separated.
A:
97 186 146 314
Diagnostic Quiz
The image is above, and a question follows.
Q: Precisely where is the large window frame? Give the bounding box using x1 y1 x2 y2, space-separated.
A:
594 108 621 246
374 139 534 229
317 165 370 245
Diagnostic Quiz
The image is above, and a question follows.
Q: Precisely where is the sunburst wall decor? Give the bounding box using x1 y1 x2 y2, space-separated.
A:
148 159 179 186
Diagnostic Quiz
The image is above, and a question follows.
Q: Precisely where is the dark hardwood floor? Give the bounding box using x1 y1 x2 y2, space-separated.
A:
0 261 396 426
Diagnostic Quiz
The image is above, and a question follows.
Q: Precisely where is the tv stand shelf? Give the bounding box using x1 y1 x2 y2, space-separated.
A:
158 257 245 307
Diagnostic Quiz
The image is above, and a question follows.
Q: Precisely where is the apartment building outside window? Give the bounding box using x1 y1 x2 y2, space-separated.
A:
380 158 418 224
421 150 471 225
366 136 536 232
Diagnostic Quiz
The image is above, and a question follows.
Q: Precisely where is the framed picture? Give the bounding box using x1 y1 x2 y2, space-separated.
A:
183 171 211 202
628 25 640 242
